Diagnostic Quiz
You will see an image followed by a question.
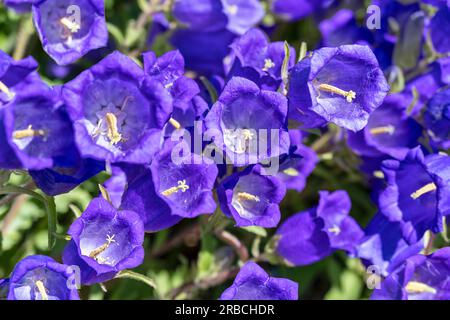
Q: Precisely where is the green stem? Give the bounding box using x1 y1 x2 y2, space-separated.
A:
115 270 157 289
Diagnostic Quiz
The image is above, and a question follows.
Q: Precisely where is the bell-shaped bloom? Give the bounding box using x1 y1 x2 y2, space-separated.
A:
62 197 144 285
32 0 108 65
430 5 450 54
171 28 236 76
173 0 264 35
149 141 218 219
29 158 105 196
319 9 373 47
62 51 172 164
288 45 389 132
347 94 422 160
276 190 363 266
379 147 450 244
0 51 39 106
271 0 325 21
7 255 79 300
424 87 450 150
220 261 298 300
121 166 183 232
372 248 450 300
205 77 290 166
226 28 296 91
356 213 424 277
217 165 285 227
0 84 79 170
143 50 209 136
276 130 318 192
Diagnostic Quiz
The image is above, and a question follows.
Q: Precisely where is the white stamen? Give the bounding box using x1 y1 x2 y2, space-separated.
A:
370 125 395 135
161 180 190 196
405 281 437 294
35 281 49 300
262 59 275 72
318 83 356 103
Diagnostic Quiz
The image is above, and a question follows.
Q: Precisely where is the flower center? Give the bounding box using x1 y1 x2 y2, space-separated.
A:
328 224 341 235
236 192 260 203
13 125 46 140
405 281 437 294
92 113 125 145
283 168 299 177
369 125 395 135
318 84 356 103
262 59 275 72
224 128 255 154
0 80 14 100
410 182 437 200
89 234 116 262
35 280 49 300
59 17 80 44
161 180 190 196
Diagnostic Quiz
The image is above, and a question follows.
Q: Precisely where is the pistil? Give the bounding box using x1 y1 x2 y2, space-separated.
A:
318 84 356 103
89 234 116 260
410 182 437 200
262 59 275 72
161 180 190 196
328 225 341 235
169 118 181 130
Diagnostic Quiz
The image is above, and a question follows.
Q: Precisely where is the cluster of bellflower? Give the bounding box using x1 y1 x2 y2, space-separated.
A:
0 0 449 300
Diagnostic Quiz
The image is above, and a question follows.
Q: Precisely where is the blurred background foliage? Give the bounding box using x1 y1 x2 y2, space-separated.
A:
0 0 384 300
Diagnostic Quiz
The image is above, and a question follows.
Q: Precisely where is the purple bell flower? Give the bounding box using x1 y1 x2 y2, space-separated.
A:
271 0 326 22
149 141 218 219
226 28 296 91
356 213 424 277
217 164 286 227
276 190 363 266
319 9 373 47
276 130 318 192
204 77 290 166
0 51 39 106
63 51 172 164
0 84 79 170
424 87 450 149
173 0 264 35
121 166 183 232
32 0 108 65
372 248 450 300
62 197 144 285
29 158 105 196
171 28 236 76
379 147 450 244
288 45 390 132
347 94 423 160
429 4 450 54
7 255 79 300
220 261 298 300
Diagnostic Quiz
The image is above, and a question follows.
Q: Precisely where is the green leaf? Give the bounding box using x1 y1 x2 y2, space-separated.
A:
107 22 125 45
324 270 363 300
241 226 267 237
98 184 112 204
115 270 157 289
